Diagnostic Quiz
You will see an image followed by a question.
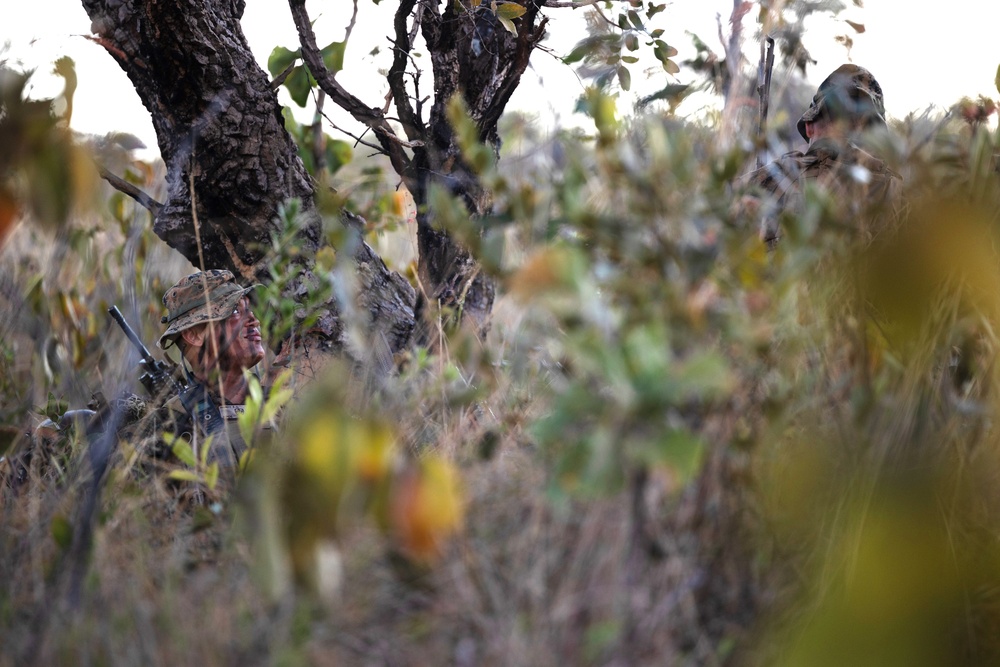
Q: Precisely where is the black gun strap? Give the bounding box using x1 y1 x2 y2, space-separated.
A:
177 383 226 436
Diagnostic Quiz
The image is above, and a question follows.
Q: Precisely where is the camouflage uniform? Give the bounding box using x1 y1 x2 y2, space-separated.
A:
157 269 264 468
742 64 901 247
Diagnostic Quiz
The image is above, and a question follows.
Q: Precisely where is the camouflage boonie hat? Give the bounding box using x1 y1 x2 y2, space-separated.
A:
797 64 887 142
157 269 260 350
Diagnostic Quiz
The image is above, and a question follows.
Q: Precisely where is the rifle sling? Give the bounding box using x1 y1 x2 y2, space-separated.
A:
177 383 227 436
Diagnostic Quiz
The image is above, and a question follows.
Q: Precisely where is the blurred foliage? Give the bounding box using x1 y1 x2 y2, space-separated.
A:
563 0 677 94
267 42 345 108
5 16 1000 667
0 57 99 243
279 107 353 178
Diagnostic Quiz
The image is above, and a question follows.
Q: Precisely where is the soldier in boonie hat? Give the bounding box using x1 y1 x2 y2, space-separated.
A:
796 64 887 142
155 269 269 469
158 269 260 350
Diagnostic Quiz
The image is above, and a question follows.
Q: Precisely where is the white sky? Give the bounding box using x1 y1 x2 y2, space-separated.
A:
3 0 999 159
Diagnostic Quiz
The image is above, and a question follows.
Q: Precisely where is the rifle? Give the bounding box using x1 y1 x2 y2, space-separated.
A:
108 305 185 399
756 34 776 169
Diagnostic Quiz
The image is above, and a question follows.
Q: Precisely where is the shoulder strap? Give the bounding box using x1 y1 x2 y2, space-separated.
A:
177 383 226 435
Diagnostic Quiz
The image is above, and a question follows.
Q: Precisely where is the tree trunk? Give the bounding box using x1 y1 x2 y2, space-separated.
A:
414 0 546 335
81 0 415 364
289 0 547 339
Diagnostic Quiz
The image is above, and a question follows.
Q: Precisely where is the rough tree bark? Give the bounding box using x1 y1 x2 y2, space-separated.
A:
82 0 550 364
290 0 547 337
81 0 416 366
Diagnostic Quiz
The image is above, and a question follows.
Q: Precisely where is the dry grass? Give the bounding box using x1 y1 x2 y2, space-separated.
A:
3 111 1000 666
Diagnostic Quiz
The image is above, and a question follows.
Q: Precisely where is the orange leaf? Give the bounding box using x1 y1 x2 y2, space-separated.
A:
0 190 19 247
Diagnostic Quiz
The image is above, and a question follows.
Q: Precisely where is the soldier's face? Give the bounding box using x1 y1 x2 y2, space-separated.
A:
213 296 265 370
194 296 264 373
805 116 852 143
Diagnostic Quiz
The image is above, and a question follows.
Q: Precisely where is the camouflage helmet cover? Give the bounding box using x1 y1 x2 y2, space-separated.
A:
797 64 886 142
157 269 260 350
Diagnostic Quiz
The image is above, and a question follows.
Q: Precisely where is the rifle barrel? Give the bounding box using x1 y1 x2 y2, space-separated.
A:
107 306 156 364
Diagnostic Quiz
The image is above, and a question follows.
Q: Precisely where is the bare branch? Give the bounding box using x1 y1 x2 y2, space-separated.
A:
269 60 296 90
343 0 360 45
408 1 425 46
311 89 326 174
316 108 385 153
288 0 416 190
95 163 163 215
388 0 426 146
540 0 600 7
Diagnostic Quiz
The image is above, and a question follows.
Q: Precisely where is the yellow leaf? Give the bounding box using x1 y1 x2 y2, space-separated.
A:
508 246 575 299
0 188 19 248
205 462 219 490
354 424 396 482
168 470 203 483
390 456 464 560
171 438 196 467
496 1 527 20
316 246 337 273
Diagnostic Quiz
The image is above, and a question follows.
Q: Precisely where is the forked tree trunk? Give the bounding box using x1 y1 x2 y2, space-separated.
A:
83 0 548 362
81 0 415 363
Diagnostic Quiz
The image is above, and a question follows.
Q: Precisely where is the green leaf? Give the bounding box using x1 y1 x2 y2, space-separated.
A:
247 374 263 407
563 35 617 64
995 63 1000 96
205 463 219 491
168 470 203 483
654 43 680 74
171 438 196 467
284 65 313 107
238 401 260 447
498 15 517 35
656 40 679 58
647 2 666 18
320 41 346 74
672 351 734 401
51 515 72 550
624 33 639 52
496 1 527 19
640 82 691 107
267 46 300 79
325 139 353 174
262 388 295 424
617 66 631 92
627 10 643 30
639 430 705 481
200 433 215 467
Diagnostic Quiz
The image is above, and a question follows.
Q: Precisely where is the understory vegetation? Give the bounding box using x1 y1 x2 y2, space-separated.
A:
3 54 1000 666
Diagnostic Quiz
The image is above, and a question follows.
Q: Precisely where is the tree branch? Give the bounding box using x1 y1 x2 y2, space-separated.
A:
95 163 163 215
479 10 548 139
388 0 426 147
269 60 296 90
288 0 416 191
343 0 360 45
540 0 600 8
316 107 400 153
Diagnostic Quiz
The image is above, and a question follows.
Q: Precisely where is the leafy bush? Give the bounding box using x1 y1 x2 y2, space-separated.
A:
3 54 1000 667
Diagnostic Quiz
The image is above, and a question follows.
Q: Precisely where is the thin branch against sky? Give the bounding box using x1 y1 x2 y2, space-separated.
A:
3 0 998 159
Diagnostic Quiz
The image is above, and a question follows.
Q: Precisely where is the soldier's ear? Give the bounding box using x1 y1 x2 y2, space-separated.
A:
180 324 207 348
